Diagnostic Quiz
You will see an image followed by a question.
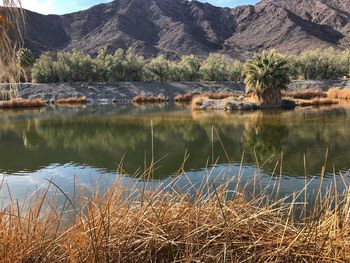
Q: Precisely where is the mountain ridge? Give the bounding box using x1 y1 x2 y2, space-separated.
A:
22 0 350 59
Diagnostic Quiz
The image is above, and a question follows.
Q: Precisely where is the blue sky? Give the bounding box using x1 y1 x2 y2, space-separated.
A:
19 0 259 15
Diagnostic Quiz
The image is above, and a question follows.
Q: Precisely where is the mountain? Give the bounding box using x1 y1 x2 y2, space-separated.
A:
23 0 350 59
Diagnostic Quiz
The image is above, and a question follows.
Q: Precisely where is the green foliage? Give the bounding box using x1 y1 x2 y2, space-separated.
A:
200 54 228 81
146 55 170 81
122 48 145 81
31 52 57 83
53 50 94 82
17 48 35 67
30 48 350 84
244 50 290 93
177 55 201 81
227 60 243 81
291 49 350 80
243 50 290 106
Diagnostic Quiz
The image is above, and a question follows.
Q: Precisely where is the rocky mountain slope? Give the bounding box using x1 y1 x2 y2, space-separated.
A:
23 0 350 59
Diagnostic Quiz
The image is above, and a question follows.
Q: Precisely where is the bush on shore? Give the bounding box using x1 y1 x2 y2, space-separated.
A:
31 48 350 83
31 50 243 83
290 48 350 80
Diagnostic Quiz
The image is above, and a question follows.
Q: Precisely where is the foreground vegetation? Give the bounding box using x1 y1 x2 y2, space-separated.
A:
1 165 350 262
29 48 350 83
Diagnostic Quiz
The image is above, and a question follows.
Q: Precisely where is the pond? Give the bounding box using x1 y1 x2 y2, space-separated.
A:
0 103 349 202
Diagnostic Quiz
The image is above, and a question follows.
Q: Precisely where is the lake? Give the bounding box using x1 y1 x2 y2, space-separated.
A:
0 103 349 203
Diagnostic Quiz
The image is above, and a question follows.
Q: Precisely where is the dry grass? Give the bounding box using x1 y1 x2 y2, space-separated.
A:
327 88 350 100
174 93 194 102
55 97 87 104
294 98 339 107
283 90 327 100
0 0 25 95
131 96 166 103
1 167 350 262
0 98 45 108
175 93 240 103
205 92 240 100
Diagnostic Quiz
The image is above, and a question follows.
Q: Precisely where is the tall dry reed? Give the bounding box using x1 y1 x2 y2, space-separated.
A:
0 163 349 262
0 0 24 97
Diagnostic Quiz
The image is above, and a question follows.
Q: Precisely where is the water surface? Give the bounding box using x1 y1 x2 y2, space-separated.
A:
0 103 349 201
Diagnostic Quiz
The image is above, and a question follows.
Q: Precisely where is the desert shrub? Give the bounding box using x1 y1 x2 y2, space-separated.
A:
53 50 94 82
227 60 243 81
200 53 228 81
154 55 201 82
177 55 201 81
31 48 145 83
93 48 113 81
108 49 126 81
292 49 349 80
121 49 145 81
146 55 170 81
31 52 58 83
168 61 183 81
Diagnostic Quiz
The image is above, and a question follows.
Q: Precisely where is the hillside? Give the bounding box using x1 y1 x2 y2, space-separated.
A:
23 0 350 59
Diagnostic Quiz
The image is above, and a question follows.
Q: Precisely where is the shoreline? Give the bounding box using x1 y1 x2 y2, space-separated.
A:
7 80 349 104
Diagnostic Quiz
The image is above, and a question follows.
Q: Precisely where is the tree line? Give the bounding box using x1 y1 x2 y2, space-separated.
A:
18 48 350 83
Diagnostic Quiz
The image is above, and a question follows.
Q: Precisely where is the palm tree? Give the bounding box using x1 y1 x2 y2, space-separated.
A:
243 50 291 107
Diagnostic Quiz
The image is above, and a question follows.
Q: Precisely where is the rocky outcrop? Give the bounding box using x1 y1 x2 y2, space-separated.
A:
22 0 350 59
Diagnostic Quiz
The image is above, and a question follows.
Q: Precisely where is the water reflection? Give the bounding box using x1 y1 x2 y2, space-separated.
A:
0 104 349 179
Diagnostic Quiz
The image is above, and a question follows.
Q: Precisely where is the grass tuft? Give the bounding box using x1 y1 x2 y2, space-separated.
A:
174 93 194 102
327 88 350 100
55 97 87 104
293 98 339 107
131 96 166 103
282 90 326 99
205 92 240 100
0 98 45 108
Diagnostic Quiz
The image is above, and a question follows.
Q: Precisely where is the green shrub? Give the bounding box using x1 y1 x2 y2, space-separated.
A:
53 51 94 82
200 54 228 81
31 53 58 83
146 55 170 81
108 49 126 81
291 49 350 80
122 49 145 81
227 60 243 81
177 55 201 81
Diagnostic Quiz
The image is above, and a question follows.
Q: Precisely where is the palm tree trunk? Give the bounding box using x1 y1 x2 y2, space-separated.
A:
254 88 283 107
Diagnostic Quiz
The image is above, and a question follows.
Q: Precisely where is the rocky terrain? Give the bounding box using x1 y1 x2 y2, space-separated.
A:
23 0 350 59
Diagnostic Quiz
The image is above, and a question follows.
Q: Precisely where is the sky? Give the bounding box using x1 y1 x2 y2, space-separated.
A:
8 0 259 15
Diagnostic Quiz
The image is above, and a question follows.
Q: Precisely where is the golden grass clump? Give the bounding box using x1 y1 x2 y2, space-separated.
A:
205 92 240 100
0 0 25 95
294 98 339 107
282 90 326 99
174 93 194 102
55 97 87 104
327 88 350 100
1 170 350 262
0 98 45 108
131 95 166 103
